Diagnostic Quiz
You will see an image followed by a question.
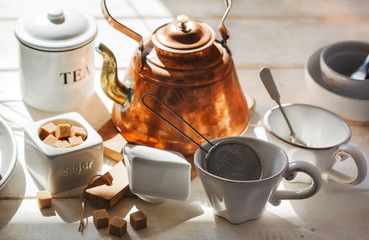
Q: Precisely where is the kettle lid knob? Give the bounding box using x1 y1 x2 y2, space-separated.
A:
177 15 190 32
153 14 215 52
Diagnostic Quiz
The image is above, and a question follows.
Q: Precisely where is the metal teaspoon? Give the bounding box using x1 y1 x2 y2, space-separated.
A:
350 54 369 80
259 67 306 146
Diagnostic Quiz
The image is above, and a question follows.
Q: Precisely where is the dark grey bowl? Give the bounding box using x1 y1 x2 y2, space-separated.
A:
320 41 369 100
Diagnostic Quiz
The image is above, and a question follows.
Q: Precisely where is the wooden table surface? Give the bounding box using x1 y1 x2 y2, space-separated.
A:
1 0 369 239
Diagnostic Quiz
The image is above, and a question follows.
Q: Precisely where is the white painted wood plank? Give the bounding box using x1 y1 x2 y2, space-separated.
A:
0 0 369 19
2 17 369 70
1 182 369 240
157 0 369 18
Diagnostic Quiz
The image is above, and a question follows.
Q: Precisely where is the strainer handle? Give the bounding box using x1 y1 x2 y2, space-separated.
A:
269 161 322 206
142 93 213 153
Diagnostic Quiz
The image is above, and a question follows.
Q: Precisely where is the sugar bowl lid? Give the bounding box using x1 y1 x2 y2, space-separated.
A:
15 8 97 51
152 15 216 53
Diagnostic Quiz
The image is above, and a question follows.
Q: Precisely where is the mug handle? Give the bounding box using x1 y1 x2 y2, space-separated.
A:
269 161 322 206
322 145 367 185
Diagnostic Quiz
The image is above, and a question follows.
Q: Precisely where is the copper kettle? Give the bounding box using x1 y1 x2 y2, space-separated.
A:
97 0 249 155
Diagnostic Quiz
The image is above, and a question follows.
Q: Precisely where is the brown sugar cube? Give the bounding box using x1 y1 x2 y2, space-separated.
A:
98 120 127 161
71 126 87 140
42 134 58 147
37 190 52 209
55 124 71 140
39 122 57 140
93 209 109 229
109 216 127 237
53 140 71 148
68 136 84 147
130 210 147 231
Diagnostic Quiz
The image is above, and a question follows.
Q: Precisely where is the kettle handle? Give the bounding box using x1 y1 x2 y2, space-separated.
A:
101 0 144 69
101 0 232 54
218 0 232 52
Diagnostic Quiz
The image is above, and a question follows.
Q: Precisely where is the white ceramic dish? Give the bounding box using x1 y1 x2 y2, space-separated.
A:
24 112 103 193
0 116 17 191
123 144 191 203
305 47 369 123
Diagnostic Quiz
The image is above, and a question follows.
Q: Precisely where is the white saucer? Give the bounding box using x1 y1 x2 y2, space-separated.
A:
0 116 18 191
305 48 369 123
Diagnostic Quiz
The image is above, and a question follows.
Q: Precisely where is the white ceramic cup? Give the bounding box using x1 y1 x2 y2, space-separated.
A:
194 136 322 224
263 103 367 185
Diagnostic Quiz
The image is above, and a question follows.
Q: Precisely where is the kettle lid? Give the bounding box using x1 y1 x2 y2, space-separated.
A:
153 15 215 52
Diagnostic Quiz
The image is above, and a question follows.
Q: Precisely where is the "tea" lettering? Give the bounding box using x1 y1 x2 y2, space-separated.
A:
60 66 90 84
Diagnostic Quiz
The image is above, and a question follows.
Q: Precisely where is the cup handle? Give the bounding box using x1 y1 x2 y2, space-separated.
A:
321 145 367 185
269 161 322 206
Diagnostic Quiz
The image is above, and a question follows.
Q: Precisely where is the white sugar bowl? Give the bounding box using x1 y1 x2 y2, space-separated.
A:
24 112 103 193
15 9 97 112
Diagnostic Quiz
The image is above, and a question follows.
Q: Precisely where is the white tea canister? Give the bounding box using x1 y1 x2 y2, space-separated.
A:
15 9 97 112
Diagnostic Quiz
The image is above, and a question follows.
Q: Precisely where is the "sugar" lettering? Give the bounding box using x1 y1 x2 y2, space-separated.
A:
62 161 93 176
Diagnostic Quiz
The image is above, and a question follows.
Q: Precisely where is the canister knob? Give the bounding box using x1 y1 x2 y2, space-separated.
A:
48 9 65 24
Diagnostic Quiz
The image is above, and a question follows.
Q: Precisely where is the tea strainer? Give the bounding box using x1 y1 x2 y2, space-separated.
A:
142 93 263 181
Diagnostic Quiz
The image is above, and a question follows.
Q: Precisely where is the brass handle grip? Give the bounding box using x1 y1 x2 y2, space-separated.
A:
218 0 232 51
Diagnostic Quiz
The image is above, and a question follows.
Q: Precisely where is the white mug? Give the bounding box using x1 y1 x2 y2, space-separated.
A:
194 136 322 224
263 103 367 185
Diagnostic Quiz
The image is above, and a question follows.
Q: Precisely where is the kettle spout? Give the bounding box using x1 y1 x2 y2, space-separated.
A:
96 43 133 110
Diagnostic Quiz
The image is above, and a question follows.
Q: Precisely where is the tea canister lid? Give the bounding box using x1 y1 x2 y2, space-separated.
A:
153 15 215 53
15 8 97 51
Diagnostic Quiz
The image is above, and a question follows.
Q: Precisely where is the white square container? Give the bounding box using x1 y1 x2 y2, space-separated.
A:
123 144 191 203
24 112 103 193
